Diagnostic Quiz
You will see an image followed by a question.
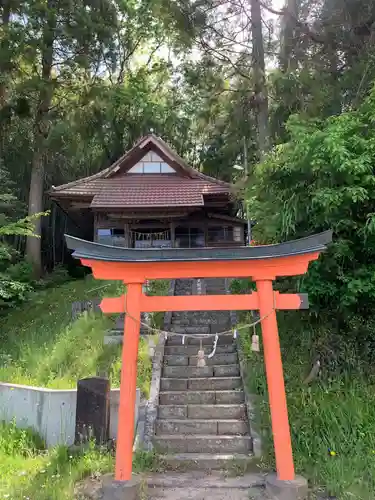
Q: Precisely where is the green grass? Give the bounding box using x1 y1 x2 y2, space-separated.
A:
0 275 170 498
0 420 114 499
0 275 153 395
0 423 163 500
240 312 375 499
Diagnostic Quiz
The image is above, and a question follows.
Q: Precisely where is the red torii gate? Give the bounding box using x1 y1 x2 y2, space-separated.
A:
66 231 331 484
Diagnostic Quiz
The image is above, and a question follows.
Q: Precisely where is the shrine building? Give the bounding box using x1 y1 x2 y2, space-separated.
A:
50 134 247 248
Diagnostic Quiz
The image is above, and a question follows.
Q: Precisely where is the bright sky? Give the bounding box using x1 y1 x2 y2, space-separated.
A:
272 0 286 10
136 1 287 70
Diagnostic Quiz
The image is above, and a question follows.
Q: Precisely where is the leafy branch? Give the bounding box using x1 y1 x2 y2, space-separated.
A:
0 211 50 237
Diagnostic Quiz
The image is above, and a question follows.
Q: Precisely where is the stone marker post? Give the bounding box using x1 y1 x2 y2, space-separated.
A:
75 377 110 445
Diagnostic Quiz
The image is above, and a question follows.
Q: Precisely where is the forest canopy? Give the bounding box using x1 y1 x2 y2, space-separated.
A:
1 0 375 322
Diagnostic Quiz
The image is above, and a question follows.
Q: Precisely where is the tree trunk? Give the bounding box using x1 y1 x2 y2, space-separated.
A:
251 0 269 158
0 0 11 153
327 42 341 114
0 0 11 108
27 147 45 276
26 0 56 277
280 0 299 71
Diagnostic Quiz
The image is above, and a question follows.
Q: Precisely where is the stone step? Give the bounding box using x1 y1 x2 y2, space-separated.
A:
163 353 238 367
214 365 240 377
189 353 238 366
172 312 229 319
164 344 235 356
171 318 210 325
158 404 246 420
156 419 248 435
159 390 244 405
171 326 210 334
158 453 255 471
162 364 240 378
166 334 234 346
171 319 193 326
172 319 229 328
154 435 252 454
148 486 264 500
160 376 242 391
163 355 188 366
163 365 213 378
172 311 229 318
146 471 265 490
188 404 246 420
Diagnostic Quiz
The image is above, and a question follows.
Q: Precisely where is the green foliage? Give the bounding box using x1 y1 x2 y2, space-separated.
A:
0 423 162 499
0 160 23 226
6 260 34 282
241 314 375 499
0 420 44 457
0 274 31 305
0 212 49 309
132 449 165 472
0 276 159 498
0 275 153 396
250 86 375 322
0 244 31 307
0 432 114 499
230 278 255 294
148 279 170 330
0 211 49 236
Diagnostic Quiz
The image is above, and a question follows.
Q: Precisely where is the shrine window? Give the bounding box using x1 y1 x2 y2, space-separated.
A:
128 161 176 174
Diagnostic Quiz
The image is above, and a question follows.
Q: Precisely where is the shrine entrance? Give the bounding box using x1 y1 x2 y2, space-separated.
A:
66 231 332 485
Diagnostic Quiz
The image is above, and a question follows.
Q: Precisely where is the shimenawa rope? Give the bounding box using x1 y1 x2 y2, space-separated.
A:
118 292 276 362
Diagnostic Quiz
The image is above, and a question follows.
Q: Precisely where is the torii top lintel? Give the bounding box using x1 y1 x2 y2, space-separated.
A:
65 230 332 282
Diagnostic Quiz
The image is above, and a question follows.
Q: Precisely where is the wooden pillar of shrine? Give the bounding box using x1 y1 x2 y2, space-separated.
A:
170 221 176 248
124 223 130 248
204 224 208 247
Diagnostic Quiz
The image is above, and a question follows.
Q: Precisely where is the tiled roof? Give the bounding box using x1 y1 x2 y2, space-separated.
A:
89 175 228 208
50 134 233 208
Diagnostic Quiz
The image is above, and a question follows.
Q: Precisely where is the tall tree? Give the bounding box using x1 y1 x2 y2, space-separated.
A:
26 0 57 276
22 0 152 274
251 0 269 157
279 0 300 71
0 0 9 107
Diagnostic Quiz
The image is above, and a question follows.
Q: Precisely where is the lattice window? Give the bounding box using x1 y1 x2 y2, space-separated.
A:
127 152 176 174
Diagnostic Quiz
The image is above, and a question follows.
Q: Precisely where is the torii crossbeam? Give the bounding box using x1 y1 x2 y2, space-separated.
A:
66 230 332 484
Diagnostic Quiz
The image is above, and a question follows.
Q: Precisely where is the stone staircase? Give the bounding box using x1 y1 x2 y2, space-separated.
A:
153 278 254 470
147 471 266 499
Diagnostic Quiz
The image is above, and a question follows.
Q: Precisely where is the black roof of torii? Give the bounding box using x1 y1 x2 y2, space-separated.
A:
65 231 332 263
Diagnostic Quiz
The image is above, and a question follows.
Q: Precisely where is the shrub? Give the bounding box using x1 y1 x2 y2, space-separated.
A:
250 85 375 323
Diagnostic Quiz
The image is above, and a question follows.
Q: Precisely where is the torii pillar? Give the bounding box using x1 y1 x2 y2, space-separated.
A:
66 230 332 498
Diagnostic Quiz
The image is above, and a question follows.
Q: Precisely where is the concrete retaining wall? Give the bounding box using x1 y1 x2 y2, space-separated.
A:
0 382 140 448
